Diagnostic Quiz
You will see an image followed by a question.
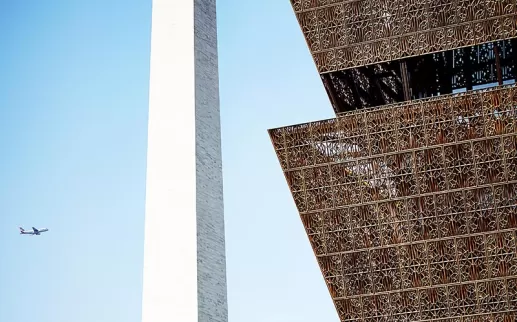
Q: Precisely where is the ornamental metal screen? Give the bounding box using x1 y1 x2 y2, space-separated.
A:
291 0 517 73
269 85 517 321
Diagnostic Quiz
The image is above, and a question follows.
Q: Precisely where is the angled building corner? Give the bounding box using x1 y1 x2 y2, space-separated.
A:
270 1 517 321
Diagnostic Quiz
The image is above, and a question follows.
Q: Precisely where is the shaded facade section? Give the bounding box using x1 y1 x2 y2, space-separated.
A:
324 39 517 113
269 85 517 321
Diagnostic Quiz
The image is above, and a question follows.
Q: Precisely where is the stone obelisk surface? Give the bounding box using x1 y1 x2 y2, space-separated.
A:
141 1 228 321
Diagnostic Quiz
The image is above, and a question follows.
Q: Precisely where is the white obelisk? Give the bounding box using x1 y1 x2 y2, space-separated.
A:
141 1 228 321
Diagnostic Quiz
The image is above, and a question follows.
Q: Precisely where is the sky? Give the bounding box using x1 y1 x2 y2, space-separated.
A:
0 1 338 322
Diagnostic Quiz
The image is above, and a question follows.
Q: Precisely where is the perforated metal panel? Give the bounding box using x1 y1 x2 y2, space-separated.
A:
270 85 517 321
290 0 517 73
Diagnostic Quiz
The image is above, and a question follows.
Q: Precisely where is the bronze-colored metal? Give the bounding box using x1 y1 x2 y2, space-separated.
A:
399 60 411 101
289 0 517 73
269 85 517 321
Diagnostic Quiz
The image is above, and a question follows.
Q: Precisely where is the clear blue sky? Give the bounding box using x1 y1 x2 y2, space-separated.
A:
0 1 338 321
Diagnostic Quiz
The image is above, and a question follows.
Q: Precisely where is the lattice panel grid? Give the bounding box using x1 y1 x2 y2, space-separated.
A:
289 0 517 72
269 85 517 321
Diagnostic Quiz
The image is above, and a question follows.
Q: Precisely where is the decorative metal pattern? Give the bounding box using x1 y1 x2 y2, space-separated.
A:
269 85 517 321
290 0 517 73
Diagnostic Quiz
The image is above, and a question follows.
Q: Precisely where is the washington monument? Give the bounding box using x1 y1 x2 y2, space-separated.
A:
141 1 228 322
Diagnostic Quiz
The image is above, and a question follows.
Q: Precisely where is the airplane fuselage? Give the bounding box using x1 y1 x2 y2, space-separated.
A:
19 227 48 235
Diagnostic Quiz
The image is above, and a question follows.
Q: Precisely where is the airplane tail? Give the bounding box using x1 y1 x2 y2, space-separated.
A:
19 227 25 233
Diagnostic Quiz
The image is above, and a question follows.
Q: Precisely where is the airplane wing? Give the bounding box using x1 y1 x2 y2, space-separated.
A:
32 227 39 233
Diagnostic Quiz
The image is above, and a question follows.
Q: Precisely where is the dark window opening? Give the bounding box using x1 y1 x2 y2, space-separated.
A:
323 39 517 114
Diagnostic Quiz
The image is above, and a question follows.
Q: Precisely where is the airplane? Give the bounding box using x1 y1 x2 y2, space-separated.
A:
19 227 49 236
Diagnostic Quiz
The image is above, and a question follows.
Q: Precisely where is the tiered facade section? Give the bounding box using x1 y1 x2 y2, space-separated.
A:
271 1 517 320
292 0 517 73
269 85 517 321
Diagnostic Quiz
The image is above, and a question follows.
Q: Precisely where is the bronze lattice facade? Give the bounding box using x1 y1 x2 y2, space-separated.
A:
292 0 516 73
270 1 517 321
